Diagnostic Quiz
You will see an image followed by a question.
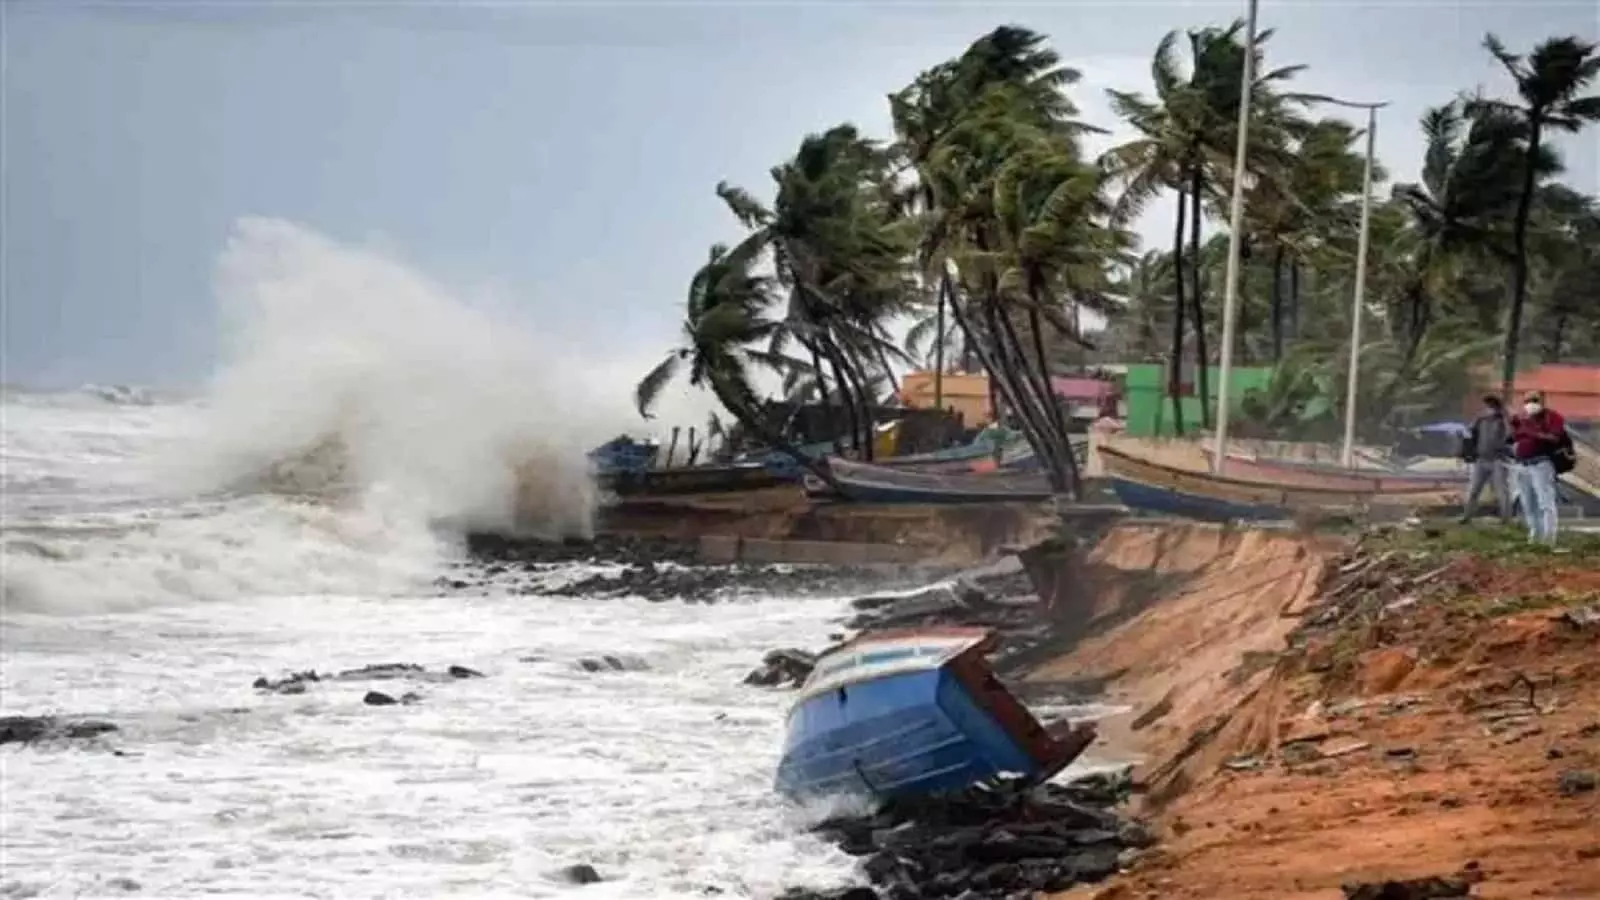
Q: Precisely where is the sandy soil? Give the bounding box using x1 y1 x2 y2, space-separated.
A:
1038 526 1600 900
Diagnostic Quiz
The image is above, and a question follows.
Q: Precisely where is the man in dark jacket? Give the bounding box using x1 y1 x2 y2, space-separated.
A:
1508 390 1567 544
1460 395 1512 523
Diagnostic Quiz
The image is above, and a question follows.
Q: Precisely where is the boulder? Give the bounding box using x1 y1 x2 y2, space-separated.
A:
0 715 118 746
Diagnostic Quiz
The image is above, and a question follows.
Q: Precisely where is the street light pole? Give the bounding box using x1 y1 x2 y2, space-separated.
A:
1208 0 1259 475
1325 99 1388 468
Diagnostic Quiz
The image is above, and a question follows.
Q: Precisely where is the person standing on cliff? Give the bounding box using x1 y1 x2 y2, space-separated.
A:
1459 395 1512 524
1508 390 1567 544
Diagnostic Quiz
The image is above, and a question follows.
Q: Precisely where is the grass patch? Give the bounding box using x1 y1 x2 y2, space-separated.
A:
1364 523 1600 564
1453 588 1600 617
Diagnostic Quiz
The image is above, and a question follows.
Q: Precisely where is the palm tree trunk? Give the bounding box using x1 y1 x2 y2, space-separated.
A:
1288 259 1301 341
1500 122 1541 401
872 338 901 396
1028 292 1082 498
822 344 862 458
1549 313 1568 363
991 302 1070 493
708 376 839 489
807 343 843 455
977 263 1072 493
933 276 946 408
840 346 878 461
944 276 1026 427
1187 166 1212 430
1270 244 1285 361
1169 186 1189 436
953 272 1068 490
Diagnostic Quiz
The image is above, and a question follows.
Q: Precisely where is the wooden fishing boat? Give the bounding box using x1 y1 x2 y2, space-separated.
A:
775 627 1095 801
816 458 1054 504
1204 450 1466 492
761 434 1006 480
1100 446 1462 522
600 462 783 496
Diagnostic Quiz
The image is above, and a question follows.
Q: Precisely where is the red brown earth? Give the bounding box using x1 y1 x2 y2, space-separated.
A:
1035 526 1600 900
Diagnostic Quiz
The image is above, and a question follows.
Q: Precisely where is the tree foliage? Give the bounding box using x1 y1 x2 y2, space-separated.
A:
640 23 1600 474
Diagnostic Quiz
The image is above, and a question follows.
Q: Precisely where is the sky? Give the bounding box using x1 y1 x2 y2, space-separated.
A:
5 0 1598 390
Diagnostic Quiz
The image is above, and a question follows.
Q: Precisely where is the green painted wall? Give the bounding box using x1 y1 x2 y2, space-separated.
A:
1123 363 1275 437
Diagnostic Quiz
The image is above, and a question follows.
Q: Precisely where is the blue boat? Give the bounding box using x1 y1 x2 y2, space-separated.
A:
1098 446 1461 522
775 627 1095 802
1107 477 1284 522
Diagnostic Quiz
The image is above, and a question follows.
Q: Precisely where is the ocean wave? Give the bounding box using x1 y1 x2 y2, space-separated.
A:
2 218 708 614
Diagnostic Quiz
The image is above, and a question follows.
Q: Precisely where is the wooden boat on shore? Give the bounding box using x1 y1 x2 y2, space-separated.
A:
1204 450 1466 492
775 627 1095 801
1100 446 1462 522
761 434 1009 480
600 462 783 496
815 458 1054 504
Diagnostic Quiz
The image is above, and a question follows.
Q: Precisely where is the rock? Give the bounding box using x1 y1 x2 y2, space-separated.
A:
0 715 118 746
363 691 397 706
1340 875 1471 899
254 662 488 692
786 772 1144 900
253 671 319 693
1558 769 1597 797
104 877 141 892
557 863 604 885
576 655 650 673
1558 604 1600 629
743 648 818 688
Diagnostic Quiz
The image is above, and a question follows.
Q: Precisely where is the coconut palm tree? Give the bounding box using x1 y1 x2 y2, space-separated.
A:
1104 20 1310 431
890 26 1109 497
634 241 838 485
1391 100 1556 363
1469 35 1600 398
715 124 917 459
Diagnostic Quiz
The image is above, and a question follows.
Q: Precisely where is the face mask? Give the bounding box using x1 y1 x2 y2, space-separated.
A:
1524 402 1542 416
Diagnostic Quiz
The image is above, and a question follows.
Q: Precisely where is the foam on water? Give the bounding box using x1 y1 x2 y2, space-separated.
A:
1 587 858 899
1 219 850 898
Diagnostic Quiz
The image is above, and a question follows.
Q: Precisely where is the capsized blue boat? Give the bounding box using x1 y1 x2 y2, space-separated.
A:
775 627 1095 802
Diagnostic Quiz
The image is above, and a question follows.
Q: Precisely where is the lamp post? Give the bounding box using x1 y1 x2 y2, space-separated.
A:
1321 98 1388 468
1208 0 1259 475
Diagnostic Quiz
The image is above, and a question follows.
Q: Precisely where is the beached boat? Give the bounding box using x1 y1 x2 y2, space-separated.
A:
601 462 783 496
816 458 1054 504
1204 450 1466 492
775 627 1095 801
1100 446 1462 522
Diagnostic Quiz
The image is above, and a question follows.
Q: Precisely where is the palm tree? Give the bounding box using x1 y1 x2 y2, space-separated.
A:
1390 101 1538 361
634 242 838 485
1245 117 1368 361
891 26 1107 497
716 124 917 459
1470 34 1600 399
1105 20 1308 432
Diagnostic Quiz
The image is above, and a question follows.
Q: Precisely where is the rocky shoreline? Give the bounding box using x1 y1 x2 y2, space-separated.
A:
456 531 950 602
779 771 1149 900
7 531 1145 899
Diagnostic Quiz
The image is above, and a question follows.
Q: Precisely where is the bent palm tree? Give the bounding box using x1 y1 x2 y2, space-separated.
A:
1469 34 1600 399
634 242 838 486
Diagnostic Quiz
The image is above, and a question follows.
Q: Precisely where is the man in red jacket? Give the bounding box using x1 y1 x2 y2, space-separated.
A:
1507 390 1566 544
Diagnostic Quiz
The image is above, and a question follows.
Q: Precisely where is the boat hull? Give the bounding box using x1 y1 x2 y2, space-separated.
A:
1100 446 1461 520
776 628 1090 801
1108 477 1284 522
822 459 1053 504
1209 452 1465 491
601 464 782 496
